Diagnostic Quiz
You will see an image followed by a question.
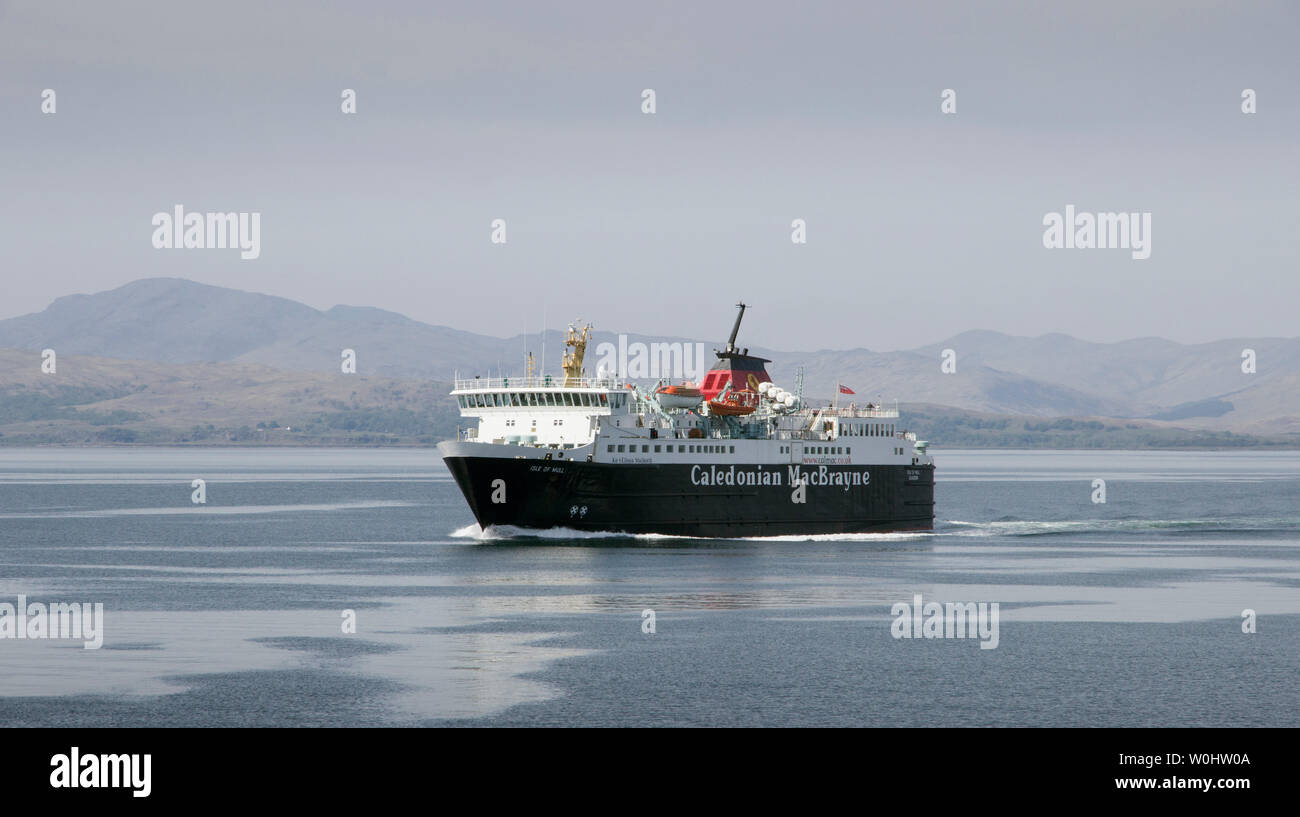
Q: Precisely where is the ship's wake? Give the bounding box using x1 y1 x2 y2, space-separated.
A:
449 524 650 541
449 523 935 543
451 517 1299 543
940 517 1300 537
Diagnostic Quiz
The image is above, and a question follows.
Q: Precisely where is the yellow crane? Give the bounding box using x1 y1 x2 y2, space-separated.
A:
561 322 592 386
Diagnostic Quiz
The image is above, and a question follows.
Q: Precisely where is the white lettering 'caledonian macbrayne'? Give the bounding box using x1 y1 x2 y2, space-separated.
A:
689 465 870 491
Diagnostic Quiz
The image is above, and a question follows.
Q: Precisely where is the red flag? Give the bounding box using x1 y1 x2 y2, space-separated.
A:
838 384 855 395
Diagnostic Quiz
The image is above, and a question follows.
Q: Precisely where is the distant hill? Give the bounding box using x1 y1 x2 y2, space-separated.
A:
0 348 457 446
0 349 1289 449
1 278 1297 437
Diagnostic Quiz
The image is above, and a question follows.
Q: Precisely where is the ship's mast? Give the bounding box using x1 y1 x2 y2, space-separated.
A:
724 302 747 354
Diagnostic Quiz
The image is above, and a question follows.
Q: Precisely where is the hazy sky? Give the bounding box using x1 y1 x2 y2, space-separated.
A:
2 1 1296 351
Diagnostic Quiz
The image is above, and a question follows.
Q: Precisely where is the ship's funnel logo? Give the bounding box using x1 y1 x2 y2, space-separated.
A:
594 336 707 381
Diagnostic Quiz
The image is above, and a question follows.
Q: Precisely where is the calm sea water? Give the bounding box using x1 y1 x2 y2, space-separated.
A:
0 447 1296 727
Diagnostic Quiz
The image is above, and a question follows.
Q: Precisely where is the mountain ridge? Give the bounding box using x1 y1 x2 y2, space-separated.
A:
1 278 1295 434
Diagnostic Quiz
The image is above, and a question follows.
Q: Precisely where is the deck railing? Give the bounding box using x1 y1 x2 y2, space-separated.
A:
453 375 625 391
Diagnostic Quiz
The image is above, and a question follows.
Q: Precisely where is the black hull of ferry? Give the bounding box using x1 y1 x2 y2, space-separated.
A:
442 457 935 538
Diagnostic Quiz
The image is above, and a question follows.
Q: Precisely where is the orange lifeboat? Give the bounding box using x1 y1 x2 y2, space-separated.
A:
707 389 759 417
655 382 703 410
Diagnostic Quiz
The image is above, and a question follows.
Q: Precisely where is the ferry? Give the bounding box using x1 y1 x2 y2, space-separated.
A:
437 305 935 537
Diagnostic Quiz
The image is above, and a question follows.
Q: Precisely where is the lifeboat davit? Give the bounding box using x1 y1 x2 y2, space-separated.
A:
655 383 703 410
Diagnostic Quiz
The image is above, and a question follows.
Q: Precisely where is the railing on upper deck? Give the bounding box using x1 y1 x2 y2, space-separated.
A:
808 404 900 419
452 375 626 391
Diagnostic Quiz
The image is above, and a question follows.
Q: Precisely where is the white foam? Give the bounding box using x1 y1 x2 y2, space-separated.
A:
450 523 934 543
0 500 419 519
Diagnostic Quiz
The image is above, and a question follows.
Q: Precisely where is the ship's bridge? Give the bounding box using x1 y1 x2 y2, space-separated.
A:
451 375 634 447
